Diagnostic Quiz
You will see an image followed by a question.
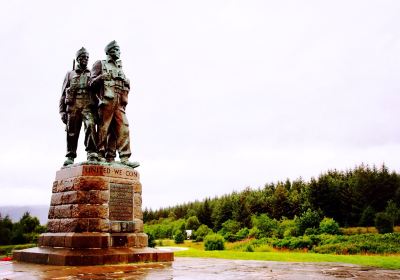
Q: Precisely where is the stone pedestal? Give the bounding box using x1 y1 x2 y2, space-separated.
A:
13 164 173 266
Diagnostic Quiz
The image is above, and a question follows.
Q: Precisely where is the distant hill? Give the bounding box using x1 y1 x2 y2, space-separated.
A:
0 205 49 225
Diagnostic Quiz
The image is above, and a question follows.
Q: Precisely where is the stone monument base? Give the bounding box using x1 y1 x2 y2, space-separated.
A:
13 246 173 266
13 164 174 266
37 232 148 248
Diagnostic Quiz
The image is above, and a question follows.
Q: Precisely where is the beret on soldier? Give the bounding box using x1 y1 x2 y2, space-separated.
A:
76 47 89 58
105 40 119 53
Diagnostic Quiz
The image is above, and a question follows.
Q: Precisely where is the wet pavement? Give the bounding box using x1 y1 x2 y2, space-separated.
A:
1 257 399 279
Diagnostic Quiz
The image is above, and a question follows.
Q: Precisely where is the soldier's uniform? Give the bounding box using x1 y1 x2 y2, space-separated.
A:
90 41 137 167
59 48 97 165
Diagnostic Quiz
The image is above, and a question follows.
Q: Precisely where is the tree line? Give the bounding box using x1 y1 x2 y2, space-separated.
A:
0 212 46 245
144 164 400 230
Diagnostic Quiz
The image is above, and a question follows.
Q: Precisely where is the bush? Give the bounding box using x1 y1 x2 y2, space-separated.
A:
219 220 241 237
248 227 261 238
375 212 394 234
279 218 297 238
235 227 250 241
244 244 254 252
194 224 213 242
174 230 185 244
145 218 188 239
296 209 322 235
204 233 225 251
304 228 319 235
319 217 340 235
251 214 279 238
186 216 201 230
313 233 400 254
146 231 156 247
273 236 315 250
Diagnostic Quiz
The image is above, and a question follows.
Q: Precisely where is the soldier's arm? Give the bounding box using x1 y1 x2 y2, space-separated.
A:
125 78 130 89
59 72 70 114
90 60 103 87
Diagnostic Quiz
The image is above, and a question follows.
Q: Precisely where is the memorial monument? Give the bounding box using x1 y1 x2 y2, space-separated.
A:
13 41 173 265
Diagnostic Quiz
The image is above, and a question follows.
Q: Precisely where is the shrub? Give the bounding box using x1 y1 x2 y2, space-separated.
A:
296 209 322 235
185 216 201 230
146 231 156 247
375 212 394 234
279 218 297 238
204 233 225 250
248 227 261 238
312 233 400 254
235 227 250 241
219 220 241 237
251 214 279 238
319 217 340 235
174 230 185 244
273 236 315 250
145 218 188 239
304 228 319 235
194 224 213 242
244 244 254 252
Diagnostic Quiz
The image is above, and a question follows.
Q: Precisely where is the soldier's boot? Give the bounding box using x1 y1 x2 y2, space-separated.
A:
97 151 106 162
120 157 140 168
63 157 74 166
87 152 99 162
98 157 106 162
106 157 115 163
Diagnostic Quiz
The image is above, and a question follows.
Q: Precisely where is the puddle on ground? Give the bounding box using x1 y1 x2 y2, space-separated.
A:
1 257 399 279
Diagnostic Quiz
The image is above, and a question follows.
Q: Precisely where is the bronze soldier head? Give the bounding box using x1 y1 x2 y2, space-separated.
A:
76 47 89 69
105 40 120 60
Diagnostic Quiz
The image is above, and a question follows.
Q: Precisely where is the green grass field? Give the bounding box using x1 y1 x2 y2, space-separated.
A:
0 244 36 257
2 241 399 269
160 240 400 269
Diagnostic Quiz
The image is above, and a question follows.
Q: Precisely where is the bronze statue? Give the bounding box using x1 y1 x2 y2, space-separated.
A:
59 48 98 166
90 41 139 168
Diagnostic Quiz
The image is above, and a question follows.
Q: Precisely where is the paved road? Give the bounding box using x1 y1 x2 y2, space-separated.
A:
1 257 399 279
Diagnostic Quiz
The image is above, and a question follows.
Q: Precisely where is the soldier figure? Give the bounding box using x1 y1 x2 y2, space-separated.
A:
59 48 98 166
90 40 139 168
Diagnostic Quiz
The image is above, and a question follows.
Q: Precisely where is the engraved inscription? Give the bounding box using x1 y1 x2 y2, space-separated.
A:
82 165 139 178
109 183 133 221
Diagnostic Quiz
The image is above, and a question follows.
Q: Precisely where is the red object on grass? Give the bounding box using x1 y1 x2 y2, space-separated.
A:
0 256 12 261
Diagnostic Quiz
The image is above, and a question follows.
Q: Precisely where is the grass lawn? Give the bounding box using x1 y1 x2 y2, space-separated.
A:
159 240 400 270
0 244 36 258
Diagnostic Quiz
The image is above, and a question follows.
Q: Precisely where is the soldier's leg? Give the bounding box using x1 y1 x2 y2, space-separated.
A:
82 108 98 161
114 106 139 168
65 109 83 165
97 103 115 160
114 107 131 159
105 127 117 162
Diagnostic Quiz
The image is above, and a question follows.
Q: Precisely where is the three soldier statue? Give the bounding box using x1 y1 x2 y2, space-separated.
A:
59 41 139 169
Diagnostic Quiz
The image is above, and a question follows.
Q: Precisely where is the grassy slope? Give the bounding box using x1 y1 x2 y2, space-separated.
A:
162 240 400 269
175 248 400 269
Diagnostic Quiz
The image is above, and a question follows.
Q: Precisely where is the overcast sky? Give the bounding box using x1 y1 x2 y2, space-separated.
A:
1 0 400 210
